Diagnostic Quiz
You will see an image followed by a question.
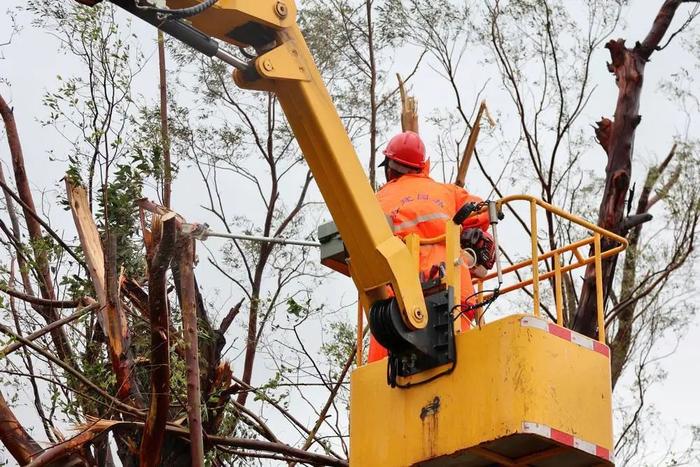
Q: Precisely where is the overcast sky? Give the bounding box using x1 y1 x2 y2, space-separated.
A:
0 0 699 465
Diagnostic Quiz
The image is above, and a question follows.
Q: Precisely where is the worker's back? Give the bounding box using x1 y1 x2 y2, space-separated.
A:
377 172 488 284
377 172 487 239
370 172 488 361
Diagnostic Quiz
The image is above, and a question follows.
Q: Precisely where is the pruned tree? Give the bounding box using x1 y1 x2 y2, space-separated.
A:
0 0 698 466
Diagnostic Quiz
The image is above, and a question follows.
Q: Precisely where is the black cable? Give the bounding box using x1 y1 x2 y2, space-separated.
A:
134 0 218 19
393 359 456 389
239 47 257 59
451 288 500 322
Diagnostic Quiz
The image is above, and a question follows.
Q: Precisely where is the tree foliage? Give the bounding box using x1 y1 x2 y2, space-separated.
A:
0 0 698 466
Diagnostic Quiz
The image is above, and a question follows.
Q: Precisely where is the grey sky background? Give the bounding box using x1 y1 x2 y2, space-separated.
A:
0 0 698 465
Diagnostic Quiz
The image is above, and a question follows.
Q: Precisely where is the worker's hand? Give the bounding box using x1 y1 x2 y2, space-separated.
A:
460 228 496 270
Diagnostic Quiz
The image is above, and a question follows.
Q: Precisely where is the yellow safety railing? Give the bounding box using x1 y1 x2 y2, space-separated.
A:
474 195 627 342
356 195 626 366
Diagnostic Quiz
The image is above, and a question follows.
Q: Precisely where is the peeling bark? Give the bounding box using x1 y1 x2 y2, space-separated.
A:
0 391 42 465
175 235 204 465
0 94 74 365
573 0 692 338
139 212 177 467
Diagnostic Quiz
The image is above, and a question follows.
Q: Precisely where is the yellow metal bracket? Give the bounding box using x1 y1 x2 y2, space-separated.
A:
255 42 311 82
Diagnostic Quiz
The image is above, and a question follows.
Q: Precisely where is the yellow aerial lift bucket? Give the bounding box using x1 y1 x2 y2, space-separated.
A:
348 196 626 466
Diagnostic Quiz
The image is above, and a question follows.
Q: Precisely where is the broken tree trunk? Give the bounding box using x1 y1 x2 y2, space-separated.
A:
572 0 692 338
139 210 177 467
455 101 495 188
397 73 419 134
65 180 142 407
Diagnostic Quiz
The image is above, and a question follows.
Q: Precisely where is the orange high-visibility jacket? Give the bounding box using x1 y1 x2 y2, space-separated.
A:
368 172 490 362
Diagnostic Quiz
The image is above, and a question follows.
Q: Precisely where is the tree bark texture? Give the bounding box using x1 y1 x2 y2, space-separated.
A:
139 212 177 467
0 94 74 365
0 391 42 465
175 235 205 465
573 0 691 338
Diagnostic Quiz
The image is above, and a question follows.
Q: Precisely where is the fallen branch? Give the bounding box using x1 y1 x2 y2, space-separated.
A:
29 418 348 467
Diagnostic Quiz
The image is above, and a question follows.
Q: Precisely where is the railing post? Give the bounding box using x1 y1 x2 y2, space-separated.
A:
553 251 563 326
357 299 364 366
477 280 484 326
530 200 540 317
593 233 605 342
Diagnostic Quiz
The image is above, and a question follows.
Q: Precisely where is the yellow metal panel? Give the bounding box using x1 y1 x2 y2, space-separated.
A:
405 234 421 274
350 315 613 466
165 0 295 42
256 42 311 81
443 221 462 332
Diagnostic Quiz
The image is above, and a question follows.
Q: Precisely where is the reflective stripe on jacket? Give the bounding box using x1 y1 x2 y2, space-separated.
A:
369 173 490 362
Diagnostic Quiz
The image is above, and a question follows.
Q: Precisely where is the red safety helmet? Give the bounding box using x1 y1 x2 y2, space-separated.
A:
380 131 426 169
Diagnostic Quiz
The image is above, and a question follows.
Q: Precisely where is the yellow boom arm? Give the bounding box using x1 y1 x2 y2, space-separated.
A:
111 0 428 328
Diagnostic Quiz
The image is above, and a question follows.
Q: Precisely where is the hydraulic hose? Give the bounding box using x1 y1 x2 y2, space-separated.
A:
134 0 218 19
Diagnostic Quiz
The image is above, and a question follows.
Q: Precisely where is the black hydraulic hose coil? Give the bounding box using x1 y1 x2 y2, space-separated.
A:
135 0 218 19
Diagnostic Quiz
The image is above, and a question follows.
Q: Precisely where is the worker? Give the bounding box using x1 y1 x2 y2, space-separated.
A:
369 131 496 362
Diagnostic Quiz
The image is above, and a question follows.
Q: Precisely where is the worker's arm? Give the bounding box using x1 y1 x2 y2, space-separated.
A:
452 187 490 231
452 186 495 275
